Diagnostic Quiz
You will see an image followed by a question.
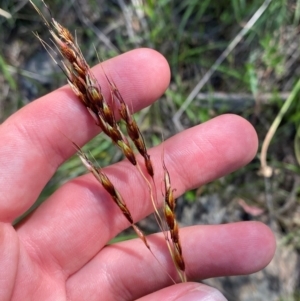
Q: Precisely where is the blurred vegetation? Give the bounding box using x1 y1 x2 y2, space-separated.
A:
1 0 300 298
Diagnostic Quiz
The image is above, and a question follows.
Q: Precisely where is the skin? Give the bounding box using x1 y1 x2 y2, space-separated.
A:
0 49 276 301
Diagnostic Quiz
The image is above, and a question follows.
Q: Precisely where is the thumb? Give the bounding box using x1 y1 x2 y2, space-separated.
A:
137 283 228 301
0 223 19 301
174 284 228 301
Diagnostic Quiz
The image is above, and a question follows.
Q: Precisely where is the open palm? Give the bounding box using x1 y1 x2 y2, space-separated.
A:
0 49 275 301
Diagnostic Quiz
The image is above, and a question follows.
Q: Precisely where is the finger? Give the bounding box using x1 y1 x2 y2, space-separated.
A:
0 48 170 222
65 222 275 301
0 223 19 301
17 114 258 275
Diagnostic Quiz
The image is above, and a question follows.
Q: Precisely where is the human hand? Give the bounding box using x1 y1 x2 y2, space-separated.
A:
0 49 275 301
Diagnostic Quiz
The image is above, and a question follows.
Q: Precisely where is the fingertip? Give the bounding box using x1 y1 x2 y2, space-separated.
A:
94 48 171 110
174 283 227 301
182 221 276 279
125 48 171 106
217 114 258 162
241 221 276 273
217 221 276 275
126 47 171 82
201 114 258 179
159 114 258 192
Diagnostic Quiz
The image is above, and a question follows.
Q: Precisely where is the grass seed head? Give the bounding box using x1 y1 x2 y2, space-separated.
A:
31 0 186 283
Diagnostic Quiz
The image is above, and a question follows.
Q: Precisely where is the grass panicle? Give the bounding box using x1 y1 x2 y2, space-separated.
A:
30 0 186 284
74 143 177 284
30 0 137 166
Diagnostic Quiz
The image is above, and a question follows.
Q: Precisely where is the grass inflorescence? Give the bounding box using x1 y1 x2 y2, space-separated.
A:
29 0 186 283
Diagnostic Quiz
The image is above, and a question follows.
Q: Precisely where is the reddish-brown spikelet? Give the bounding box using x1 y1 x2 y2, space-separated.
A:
52 19 75 43
163 161 186 281
110 83 154 177
74 145 153 255
76 145 134 224
60 44 77 64
174 243 185 271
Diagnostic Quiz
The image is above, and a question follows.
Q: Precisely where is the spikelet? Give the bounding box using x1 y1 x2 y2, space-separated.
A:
104 76 154 177
163 161 186 282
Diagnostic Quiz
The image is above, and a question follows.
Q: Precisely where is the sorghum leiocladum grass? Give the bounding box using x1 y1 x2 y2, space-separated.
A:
30 0 187 283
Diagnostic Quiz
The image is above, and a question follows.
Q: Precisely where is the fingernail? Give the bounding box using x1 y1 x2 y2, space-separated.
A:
175 285 228 301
